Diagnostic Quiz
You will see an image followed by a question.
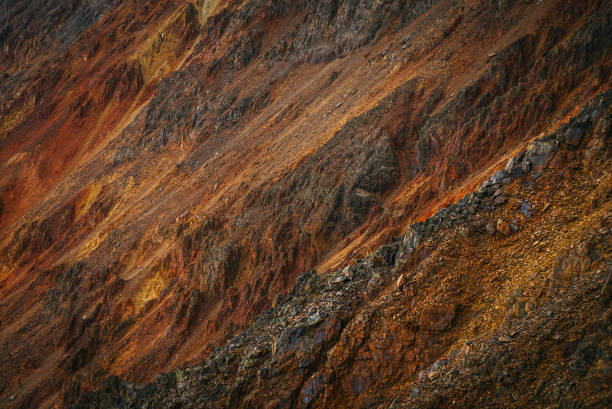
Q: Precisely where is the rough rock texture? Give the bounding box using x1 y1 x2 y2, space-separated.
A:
0 0 611 408
70 92 612 408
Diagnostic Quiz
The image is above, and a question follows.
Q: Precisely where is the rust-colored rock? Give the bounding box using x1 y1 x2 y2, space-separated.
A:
0 1 611 408
497 218 512 236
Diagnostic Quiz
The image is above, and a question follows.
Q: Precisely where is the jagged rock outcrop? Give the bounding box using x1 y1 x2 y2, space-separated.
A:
69 92 612 408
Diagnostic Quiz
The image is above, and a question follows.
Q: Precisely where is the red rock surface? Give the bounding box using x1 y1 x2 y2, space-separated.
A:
0 0 610 408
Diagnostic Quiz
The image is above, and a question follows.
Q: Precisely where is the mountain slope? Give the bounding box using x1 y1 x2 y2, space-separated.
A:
71 90 612 409
0 0 610 408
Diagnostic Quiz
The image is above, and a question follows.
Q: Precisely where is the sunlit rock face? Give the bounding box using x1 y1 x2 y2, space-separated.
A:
0 0 610 408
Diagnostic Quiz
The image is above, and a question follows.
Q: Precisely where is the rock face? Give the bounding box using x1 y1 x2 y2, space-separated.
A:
69 94 612 408
0 1 611 408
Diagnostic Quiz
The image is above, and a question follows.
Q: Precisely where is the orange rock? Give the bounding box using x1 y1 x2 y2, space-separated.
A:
497 218 512 236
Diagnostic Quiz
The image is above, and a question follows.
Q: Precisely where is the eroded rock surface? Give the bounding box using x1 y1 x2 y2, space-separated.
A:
0 0 611 408
71 93 612 409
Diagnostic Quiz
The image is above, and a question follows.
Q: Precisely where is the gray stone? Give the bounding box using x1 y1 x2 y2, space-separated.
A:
520 158 531 174
333 275 347 284
494 195 506 205
431 359 447 371
505 155 524 177
525 139 556 170
565 127 584 147
396 224 423 265
520 201 532 218
490 170 509 184
306 312 322 327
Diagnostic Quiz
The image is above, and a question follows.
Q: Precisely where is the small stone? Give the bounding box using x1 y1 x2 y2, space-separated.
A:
486 222 496 235
521 159 531 174
497 219 511 236
494 195 507 205
491 170 508 184
428 370 440 380
505 156 523 177
520 201 532 217
333 275 346 284
306 312 322 327
431 359 447 371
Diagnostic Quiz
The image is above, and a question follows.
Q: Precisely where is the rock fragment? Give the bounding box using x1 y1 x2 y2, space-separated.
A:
497 219 511 236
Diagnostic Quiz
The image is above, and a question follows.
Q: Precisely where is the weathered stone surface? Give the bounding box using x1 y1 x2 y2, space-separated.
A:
66 95 612 409
1 1 612 408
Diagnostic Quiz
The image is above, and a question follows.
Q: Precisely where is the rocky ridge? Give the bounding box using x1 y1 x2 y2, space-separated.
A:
70 92 612 408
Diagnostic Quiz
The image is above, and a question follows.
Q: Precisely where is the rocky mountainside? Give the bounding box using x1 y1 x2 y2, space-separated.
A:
72 91 612 408
0 0 610 408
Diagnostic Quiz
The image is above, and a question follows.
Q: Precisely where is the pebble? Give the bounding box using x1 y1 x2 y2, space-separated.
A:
520 201 532 218
497 219 511 236
494 195 507 205
306 312 322 326
333 275 346 284
431 359 447 371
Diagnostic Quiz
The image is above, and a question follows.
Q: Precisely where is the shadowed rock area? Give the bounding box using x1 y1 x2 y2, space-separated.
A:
0 0 610 408
69 91 612 409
